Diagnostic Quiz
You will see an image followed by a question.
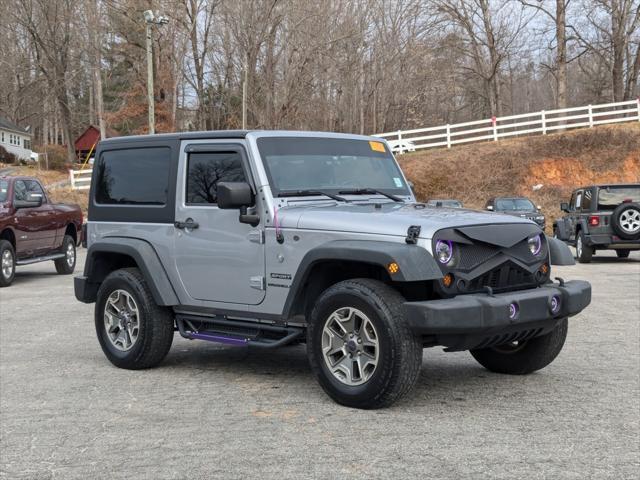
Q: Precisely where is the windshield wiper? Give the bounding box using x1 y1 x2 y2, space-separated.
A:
339 188 404 203
278 190 348 202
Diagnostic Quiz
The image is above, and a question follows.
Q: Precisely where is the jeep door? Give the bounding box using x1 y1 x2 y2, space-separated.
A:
173 142 266 305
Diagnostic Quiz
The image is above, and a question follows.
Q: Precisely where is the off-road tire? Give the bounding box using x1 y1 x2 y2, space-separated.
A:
470 318 568 375
610 202 640 240
616 249 630 258
307 278 422 409
95 268 174 369
0 240 16 287
54 235 76 274
576 231 593 263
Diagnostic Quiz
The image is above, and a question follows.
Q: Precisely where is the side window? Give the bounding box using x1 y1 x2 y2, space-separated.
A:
575 191 583 210
26 180 44 198
569 192 577 210
582 189 592 211
95 147 171 205
186 151 246 205
13 180 27 201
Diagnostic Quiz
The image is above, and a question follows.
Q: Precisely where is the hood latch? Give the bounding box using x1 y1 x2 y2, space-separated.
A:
405 225 421 244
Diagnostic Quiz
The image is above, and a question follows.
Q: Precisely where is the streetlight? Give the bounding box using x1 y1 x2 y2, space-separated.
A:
143 10 169 135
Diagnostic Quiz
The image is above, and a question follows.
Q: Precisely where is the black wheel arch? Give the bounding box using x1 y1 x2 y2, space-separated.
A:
77 238 179 306
282 240 443 319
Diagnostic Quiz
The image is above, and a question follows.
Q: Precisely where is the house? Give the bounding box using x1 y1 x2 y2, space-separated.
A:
0 115 34 161
74 125 118 162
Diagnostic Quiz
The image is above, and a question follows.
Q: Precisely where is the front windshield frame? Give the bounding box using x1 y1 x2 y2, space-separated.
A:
256 136 412 198
495 198 536 211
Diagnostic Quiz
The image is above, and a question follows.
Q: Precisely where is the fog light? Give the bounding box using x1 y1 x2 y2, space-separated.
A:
508 302 519 320
443 273 453 288
550 295 561 314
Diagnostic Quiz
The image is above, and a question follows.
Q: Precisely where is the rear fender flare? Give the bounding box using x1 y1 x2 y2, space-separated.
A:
83 238 179 305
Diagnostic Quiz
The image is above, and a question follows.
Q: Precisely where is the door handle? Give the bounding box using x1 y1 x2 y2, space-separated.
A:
174 218 199 230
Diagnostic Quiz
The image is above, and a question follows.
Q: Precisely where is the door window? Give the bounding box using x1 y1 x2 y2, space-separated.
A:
14 180 45 203
575 192 583 210
185 152 246 205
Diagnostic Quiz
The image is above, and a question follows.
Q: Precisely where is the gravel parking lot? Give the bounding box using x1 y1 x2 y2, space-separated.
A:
1 250 638 479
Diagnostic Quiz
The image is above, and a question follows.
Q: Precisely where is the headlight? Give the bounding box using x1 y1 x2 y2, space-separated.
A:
535 216 545 221
435 240 454 264
528 234 543 256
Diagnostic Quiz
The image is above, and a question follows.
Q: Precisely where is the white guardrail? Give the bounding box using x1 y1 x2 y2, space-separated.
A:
69 168 92 190
376 99 640 154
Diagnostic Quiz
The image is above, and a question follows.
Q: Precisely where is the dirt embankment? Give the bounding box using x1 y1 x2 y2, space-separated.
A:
398 123 640 231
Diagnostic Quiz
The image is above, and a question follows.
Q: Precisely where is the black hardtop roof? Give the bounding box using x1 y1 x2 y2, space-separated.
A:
576 183 640 191
98 130 252 145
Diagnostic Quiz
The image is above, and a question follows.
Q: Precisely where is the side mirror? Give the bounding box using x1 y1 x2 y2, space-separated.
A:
486 205 494 211
217 182 259 226
560 202 569 212
14 193 43 209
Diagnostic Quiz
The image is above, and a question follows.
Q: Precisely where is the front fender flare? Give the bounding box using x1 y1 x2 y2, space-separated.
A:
282 239 442 318
546 236 575 266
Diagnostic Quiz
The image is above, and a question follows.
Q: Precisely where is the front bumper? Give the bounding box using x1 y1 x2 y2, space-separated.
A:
403 280 591 351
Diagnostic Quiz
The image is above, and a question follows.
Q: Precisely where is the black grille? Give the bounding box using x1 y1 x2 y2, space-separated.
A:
467 262 535 292
457 243 499 270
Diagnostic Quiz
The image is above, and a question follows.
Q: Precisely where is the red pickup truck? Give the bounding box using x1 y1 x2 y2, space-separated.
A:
0 175 83 287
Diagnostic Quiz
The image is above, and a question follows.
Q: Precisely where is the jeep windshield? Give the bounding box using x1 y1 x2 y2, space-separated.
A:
597 186 640 210
256 137 410 199
495 198 536 212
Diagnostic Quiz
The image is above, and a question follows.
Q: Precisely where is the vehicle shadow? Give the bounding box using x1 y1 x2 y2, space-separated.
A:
11 270 61 285
160 341 522 407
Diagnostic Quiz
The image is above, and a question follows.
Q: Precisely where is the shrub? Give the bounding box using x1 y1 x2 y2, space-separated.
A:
37 145 70 172
0 145 17 165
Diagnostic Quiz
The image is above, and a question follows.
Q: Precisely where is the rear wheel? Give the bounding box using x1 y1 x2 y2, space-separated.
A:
54 235 76 274
470 319 568 374
0 240 16 287
575 231 592 263
616 249 630 259
307 279 422 409
95 268 174 369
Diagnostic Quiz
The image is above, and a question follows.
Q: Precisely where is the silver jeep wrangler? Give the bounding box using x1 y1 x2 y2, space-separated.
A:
75 131 591 409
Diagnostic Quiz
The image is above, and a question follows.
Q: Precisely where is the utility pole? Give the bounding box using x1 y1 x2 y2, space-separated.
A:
143 10 169 135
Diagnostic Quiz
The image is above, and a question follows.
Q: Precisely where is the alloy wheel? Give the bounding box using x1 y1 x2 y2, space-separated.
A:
619 209 640 234
321 307 379 386
104 289 141 351
1 249 13 279
66 242 75 268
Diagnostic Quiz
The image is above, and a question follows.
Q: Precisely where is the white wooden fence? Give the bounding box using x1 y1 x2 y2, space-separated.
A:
376 99 640 154
69 168 92 190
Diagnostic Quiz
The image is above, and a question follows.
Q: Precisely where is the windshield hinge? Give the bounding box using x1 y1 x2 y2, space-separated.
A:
405 225 421 244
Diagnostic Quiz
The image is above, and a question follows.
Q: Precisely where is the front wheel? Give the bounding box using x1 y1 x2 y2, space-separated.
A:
306 279 422 409
54 235 76 274
95 268 174 369
0 240 16 287
470 319 568 375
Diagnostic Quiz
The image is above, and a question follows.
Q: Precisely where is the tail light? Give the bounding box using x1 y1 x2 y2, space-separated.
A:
588 215 599 227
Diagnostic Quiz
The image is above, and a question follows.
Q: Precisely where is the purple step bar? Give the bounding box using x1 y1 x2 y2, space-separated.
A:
188 331 249 346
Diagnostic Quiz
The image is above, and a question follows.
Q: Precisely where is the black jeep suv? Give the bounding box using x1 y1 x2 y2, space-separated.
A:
554 184 640 263
485 197 546 230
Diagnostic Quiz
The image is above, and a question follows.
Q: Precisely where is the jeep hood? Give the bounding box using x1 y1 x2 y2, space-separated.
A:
276 202 537 239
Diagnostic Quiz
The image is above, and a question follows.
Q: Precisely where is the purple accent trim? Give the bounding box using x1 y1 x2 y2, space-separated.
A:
189 331 248 346
508 302 519 319
550 295 561 314
436 239 453 264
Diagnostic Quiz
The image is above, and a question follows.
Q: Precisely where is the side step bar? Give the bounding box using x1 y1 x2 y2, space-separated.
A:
176 314 304 349
16 253 65 266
